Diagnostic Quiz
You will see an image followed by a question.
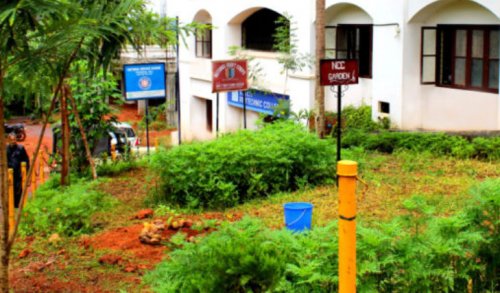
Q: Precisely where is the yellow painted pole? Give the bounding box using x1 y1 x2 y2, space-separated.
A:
40 150 45 183
21 162 27 205
8 169 14 235
31 158 37 195
337 160 358 293
154 137 159 150
111 144 116 161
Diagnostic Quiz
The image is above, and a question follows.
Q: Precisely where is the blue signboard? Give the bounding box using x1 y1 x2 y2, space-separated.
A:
227 90 289 115
123 63 166 100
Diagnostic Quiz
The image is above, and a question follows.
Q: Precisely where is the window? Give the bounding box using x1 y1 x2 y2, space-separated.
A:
325 24 373 78
206 99 213 132
422 25 499 92
195 27 212 58
242 9 284 51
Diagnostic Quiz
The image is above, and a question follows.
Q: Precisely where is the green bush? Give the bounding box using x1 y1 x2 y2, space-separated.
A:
342 130 500 160
20 179 115 236
143 218 294 292
144 179 499 292
150 122 336 209
342 105 383 132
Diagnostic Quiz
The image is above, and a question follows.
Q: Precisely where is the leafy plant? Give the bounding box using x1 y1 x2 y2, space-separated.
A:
144 218 294 292
20 179 115 236
144 180 500 292
149 121 336 209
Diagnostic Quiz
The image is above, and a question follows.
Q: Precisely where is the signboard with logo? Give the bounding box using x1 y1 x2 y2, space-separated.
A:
320 59 359 86
212 60 248 93
123 63 166 100
227 90 289 115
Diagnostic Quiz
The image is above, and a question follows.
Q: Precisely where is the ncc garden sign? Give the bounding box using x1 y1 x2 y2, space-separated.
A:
320 59 359 161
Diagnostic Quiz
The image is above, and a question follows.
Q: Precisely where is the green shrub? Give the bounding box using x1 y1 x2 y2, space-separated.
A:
96 159 138 177
144 180 499 292
150 121 336 209
342 105 383 132
20 179 115 236
342 130 499 160
143 218 295 292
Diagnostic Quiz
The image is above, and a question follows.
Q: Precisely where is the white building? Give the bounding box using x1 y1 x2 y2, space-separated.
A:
165 0 500 141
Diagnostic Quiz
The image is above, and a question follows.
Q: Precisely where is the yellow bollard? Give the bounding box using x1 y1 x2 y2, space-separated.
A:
31 159 37 195
111 144 116 161
21 162 27 206
8 169 14 235
155 137 159 150
337 160 358 293
40 150 45 183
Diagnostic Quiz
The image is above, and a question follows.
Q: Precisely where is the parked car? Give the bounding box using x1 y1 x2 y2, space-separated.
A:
51 123 130 158
112 122 139 147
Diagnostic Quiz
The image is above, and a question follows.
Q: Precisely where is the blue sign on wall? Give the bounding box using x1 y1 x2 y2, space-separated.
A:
123 63 166 100
227 90 289 115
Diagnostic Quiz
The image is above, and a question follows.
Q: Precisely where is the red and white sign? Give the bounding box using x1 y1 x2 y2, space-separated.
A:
320 59 359 86
212 60 248 93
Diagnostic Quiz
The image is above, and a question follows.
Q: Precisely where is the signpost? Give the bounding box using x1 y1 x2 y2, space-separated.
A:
212 60 249 133
319 59 358 162
320 59 359 293
123 63 166 154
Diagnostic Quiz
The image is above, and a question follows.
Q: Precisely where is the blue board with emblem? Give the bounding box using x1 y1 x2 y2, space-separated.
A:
123 63 166 100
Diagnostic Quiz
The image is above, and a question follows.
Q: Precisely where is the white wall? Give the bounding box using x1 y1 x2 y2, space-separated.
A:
405 0 500 131
167 0 500 139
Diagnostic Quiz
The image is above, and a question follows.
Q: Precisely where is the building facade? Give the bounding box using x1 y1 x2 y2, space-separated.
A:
165 0 500 141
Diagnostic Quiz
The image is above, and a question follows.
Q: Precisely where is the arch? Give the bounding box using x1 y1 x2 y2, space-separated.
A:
325 2 373 25
192 9 212 23
409 0 500 24
228 7 283 25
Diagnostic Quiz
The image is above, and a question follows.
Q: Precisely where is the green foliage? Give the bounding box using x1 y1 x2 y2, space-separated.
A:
150 121 336 209
96 160 138 177
273 14 312 74
20 179 115 236
343 130 500 160
67 61 122 173
145 180 500 292
144 218 295 292
342 105 384 132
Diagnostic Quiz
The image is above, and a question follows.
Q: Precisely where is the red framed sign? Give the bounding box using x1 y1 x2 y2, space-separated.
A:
320 59 359 86
212 60 248 93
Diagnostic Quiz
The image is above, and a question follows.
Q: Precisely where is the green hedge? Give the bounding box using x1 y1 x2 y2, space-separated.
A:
150 122 336 209
20 177 114 236
342 130 500 160
144 179 499 292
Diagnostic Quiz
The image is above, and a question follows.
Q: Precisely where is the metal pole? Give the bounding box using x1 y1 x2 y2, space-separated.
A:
243 91 247 129
216 93 219 136
337 85 342 162
146 100 150 155
175 16 181 145
337 160 358 293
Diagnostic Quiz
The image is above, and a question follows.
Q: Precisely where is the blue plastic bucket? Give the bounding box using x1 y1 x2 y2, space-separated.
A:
284 202 313 232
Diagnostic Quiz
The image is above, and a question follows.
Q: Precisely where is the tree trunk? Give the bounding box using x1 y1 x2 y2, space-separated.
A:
68 94 97 179
60 85 70 186
0 68 10 293
315 0 326 139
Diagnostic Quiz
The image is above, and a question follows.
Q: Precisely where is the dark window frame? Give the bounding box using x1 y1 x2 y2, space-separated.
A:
206 99 213 132
434 25 499 93
242 8 284 52
325 24 373 78
195 27 212 59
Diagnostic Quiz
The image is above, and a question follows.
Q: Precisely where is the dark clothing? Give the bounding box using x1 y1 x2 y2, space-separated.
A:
7 144 30 208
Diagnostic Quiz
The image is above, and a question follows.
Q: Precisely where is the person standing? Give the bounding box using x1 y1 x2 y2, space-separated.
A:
6 133 30 208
